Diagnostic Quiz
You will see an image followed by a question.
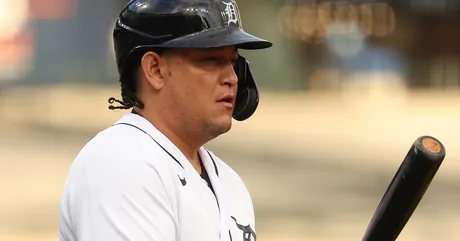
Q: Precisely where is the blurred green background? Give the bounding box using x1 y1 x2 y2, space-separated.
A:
1 0 460 240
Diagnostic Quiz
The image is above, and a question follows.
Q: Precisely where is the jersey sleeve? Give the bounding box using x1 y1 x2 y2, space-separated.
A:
61 140 177 241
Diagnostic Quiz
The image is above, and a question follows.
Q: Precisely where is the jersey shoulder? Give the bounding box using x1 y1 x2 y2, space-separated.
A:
60 125 178 241
76 125 142 158
69 124 169 177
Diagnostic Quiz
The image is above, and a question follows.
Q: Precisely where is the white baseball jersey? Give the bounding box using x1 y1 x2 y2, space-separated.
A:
59 112 257 241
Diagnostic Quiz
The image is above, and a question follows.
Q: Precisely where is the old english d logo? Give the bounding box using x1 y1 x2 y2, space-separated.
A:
230 216 257 241
220 0 241 27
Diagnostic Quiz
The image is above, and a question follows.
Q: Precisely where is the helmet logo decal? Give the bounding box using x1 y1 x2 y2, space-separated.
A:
221 1 238 26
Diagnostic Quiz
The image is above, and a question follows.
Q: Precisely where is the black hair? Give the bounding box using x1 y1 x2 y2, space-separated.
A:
108 48 167 110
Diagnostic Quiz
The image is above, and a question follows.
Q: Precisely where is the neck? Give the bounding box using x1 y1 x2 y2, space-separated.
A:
133 108 205 171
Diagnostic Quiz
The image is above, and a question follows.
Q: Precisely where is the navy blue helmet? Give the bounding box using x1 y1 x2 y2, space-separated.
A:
113 0 272 121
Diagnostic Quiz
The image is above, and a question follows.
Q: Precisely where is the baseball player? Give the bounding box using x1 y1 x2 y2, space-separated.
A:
59 0 272 241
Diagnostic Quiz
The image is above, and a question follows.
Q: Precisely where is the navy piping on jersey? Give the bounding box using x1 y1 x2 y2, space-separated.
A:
114 112 235 240
111 122 184 169
206 150 219 177
112 110 220 177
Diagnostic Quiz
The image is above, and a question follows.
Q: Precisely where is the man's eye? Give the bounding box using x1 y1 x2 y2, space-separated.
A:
203 57 218 62
200 57 237 66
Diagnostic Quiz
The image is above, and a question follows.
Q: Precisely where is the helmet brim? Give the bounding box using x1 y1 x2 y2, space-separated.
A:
156 28 273 50
120 28 272 82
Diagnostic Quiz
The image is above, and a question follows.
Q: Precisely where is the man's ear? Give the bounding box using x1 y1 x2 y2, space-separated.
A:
140 51 164 90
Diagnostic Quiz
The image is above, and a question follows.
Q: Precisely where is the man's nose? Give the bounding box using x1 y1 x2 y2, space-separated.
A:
222 64 238 87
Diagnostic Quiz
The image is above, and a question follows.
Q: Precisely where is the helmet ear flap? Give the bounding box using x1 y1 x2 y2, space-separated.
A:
233 55 260 121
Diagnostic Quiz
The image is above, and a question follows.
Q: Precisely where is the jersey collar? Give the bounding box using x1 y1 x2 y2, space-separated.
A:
114 111 230 240
113 111 195 171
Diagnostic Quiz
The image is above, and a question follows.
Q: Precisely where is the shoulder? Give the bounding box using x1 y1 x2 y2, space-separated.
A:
66 124 169 186
75 123 163 163
79 123 154 155
60 126 179 241
61 124 177 210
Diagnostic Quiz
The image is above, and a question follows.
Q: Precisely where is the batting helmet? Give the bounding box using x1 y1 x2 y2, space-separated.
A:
112 0 273 121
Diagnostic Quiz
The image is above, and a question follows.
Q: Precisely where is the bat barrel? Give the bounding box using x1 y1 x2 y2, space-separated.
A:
362 136 446 241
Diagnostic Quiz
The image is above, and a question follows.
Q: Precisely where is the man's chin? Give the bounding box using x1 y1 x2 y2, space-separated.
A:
215 118 233 135
205 117 233 137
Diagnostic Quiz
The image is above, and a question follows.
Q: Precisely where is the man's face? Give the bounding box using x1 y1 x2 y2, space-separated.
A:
161 46 239 138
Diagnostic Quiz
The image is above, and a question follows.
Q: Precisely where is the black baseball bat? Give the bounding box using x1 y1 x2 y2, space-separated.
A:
362 135 446 241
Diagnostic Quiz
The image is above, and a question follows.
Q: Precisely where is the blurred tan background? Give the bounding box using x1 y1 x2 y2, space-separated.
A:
1 0 460 240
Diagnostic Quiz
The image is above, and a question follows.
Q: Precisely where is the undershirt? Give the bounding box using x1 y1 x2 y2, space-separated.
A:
199 157 215 195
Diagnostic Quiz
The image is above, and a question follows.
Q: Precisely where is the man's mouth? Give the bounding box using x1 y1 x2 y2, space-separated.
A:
217 94 235 108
